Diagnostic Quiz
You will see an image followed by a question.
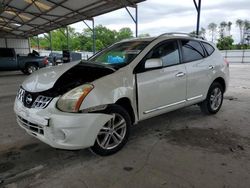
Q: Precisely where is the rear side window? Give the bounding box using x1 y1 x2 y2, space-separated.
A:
202 42 215 56
148 40 180 67
181 40 205 63
0 48 14 58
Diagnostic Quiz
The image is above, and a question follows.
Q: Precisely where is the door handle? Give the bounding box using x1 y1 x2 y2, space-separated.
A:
208 65 214 70
176 72 185 77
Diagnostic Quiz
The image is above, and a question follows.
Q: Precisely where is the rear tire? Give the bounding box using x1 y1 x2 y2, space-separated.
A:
25 64 38 75
90 104 131 156
21 69 28 74
200 82 224 114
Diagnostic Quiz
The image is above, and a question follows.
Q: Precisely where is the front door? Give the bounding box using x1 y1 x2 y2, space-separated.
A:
136 40 187 120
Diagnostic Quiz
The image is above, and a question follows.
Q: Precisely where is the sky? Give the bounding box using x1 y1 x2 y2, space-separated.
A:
70 0 250 43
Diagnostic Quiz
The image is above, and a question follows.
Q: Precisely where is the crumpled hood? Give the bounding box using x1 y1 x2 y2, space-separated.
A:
22 61 80 92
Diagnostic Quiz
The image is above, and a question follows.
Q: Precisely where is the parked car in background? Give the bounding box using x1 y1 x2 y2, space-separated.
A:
14 33 229 156
62 50 82 63
49 52 62 65
0 48 49 74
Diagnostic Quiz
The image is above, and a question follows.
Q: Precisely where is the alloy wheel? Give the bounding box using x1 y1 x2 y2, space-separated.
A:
27 65 37 74
97 113 127 150
210 87 222 111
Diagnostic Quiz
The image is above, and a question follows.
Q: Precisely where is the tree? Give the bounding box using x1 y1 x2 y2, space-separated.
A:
200 27 206 38
236 19 244 44
217 36 234 50
82 25 134 51
208 23 217 42
116 27 133 41
227 21 232 36
244 20 250 30
243 20 250 44
219 21 227 38
30 25 134 52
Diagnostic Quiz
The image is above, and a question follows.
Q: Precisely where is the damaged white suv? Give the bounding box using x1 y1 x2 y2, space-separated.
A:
14 33 229 155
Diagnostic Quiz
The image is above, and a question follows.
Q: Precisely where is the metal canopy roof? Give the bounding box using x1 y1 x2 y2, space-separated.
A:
0 0 144 38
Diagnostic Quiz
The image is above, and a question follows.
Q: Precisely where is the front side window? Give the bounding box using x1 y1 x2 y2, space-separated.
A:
89 41 150 68
181 40 205 63
147 41 180 67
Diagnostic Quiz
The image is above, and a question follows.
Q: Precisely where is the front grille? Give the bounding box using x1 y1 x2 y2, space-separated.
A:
16 87 53 109
17 116 44 135
17 87 25 102
32 95 52 109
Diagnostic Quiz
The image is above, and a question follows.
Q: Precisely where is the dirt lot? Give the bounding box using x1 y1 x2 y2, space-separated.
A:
0 64 250 188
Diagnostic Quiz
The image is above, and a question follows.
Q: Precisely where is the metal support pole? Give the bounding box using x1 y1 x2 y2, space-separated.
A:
66 26 69 50
28 37 31 53
92 18 96 54
193 0 201 36
49 31 52 53
135 5 138 37
242 49 245 63
37 35 40 52
125 6 138 37
83 19 96 53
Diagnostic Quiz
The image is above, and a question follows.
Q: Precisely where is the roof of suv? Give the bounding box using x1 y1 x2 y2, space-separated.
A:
121 33 206 43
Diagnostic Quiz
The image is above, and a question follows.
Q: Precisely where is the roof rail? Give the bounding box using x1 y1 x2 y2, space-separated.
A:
157 32 205 40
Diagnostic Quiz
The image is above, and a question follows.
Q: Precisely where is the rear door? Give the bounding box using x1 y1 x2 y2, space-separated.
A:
136 40 187 120
180 40 211 104
0 48 17 70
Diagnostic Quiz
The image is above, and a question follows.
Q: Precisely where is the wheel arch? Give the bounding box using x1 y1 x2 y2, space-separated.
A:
115 97 135 125
25 62 39 68
212 77 226 93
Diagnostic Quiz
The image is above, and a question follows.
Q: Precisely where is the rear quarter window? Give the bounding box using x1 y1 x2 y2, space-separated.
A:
181 40 205 63
202 42 215 56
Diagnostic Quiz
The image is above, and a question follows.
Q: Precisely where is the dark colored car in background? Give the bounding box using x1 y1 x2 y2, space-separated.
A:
0 48 49 75
49 52 63 65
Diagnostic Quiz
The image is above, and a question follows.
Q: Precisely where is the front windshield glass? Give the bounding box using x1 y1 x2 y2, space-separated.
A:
89 41 150 67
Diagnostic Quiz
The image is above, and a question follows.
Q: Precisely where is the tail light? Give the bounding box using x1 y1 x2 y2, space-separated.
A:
224 58 229 67
43 57 49 65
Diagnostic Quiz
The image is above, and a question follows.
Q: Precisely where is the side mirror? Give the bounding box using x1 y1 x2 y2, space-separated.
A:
145 58 163 69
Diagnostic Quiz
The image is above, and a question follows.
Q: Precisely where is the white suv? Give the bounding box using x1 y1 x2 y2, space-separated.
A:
14 33 229 155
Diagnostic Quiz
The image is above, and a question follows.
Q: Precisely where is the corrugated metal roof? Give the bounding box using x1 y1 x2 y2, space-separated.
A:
0 0 145 38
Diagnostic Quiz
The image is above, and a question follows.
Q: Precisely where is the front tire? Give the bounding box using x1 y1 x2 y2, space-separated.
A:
90 105 131 156
200 82 224 114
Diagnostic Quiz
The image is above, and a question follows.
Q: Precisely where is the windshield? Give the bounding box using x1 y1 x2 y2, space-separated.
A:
89 41 150 68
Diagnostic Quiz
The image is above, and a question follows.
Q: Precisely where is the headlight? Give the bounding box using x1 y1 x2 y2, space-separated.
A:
57 84 94 112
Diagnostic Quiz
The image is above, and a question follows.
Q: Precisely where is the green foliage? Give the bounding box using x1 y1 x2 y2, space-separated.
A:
116 27 133 41
217 36 234 50
30 25 134 52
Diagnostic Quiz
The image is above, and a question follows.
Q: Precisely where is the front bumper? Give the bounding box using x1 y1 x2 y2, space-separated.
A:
14 97 112 150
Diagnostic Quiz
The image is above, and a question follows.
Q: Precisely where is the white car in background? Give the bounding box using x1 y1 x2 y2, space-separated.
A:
14 33 229 156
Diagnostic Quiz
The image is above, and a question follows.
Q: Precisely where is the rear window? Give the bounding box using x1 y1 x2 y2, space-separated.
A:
181 40 205 63
202 42 215 56
0 48 15 58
